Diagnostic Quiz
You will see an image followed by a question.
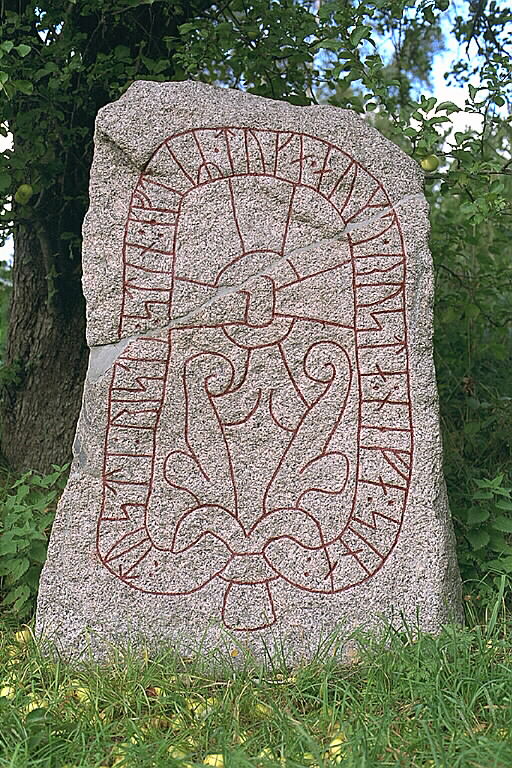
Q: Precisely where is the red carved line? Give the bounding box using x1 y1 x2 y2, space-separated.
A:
347 525 385 559
360 424 411 433
274 312 354 331
356 287 404 309
268 389 295 433
360 477 408 493
292 153 315 165
276 258 352 290
117 355 168 363
277 132 294 153
358 342 406 351
248 129 266 173
361 366 408 379
111 405 158 420
222 389 262 427
107 452 154 458
315 145 332 191
228 177 246 252
129 215 179 225
327 160 354 200
221 319 295 351
356 280 403 289
349 215 396 246
112 377 164 394
277 342 309 407
287 258 301 280
344 184 382 223
104 477 150 487
221 582 276 631
139 175 183 196
119 544 153 579
171 527 236 556
165 141 196 186
122 301 170 320
357 309 404 333
352 508 401 531
125 282 172 293
126 262 173 276
380 450 410 481
104 527 147 561
363 397 409 411
240 273 272 328
356 260 404 276
337 163 358 216
354 252 405 261
175 275 217 288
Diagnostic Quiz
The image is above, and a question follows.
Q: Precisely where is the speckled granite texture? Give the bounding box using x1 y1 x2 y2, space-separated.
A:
36 80 462 662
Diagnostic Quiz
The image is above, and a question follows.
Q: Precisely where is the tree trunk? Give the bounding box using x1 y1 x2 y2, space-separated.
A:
0 224 87 472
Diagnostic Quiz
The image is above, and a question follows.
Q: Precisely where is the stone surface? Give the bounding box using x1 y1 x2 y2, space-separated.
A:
36 80 462 661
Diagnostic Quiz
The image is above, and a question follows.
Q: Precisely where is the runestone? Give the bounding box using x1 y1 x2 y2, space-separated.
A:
36 81 462 660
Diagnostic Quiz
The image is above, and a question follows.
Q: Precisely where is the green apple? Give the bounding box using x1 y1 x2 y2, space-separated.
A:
14 183 34 204
421 155 440 172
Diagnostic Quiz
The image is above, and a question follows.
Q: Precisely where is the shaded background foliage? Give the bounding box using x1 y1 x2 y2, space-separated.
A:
0 0 511 616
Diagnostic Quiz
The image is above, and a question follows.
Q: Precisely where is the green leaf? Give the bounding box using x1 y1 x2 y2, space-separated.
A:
466 507 490 525
436 101 460 114
424 6 435 23
29 540 48 563
492 515 512 533
488 532 512 555
350 26 371 48
15 44 31 58
463 420 480 435
466 529 490 550
178 22 197 35
0 536 18 555
3 583 30 607
8 556 30 580
486 556 512 573
495 500 512 511
421 96 436 113
0 171 11 191
12 80 33 95
1 41 14 53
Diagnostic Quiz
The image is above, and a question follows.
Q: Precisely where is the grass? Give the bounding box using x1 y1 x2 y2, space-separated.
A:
0 584 511 768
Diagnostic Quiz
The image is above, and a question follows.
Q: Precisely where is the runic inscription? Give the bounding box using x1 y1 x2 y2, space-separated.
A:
97 127 413 631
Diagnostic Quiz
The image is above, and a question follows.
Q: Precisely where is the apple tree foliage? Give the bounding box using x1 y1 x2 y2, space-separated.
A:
0 0 511 583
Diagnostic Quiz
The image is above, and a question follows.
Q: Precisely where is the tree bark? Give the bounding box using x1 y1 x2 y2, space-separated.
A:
0 224 87 472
